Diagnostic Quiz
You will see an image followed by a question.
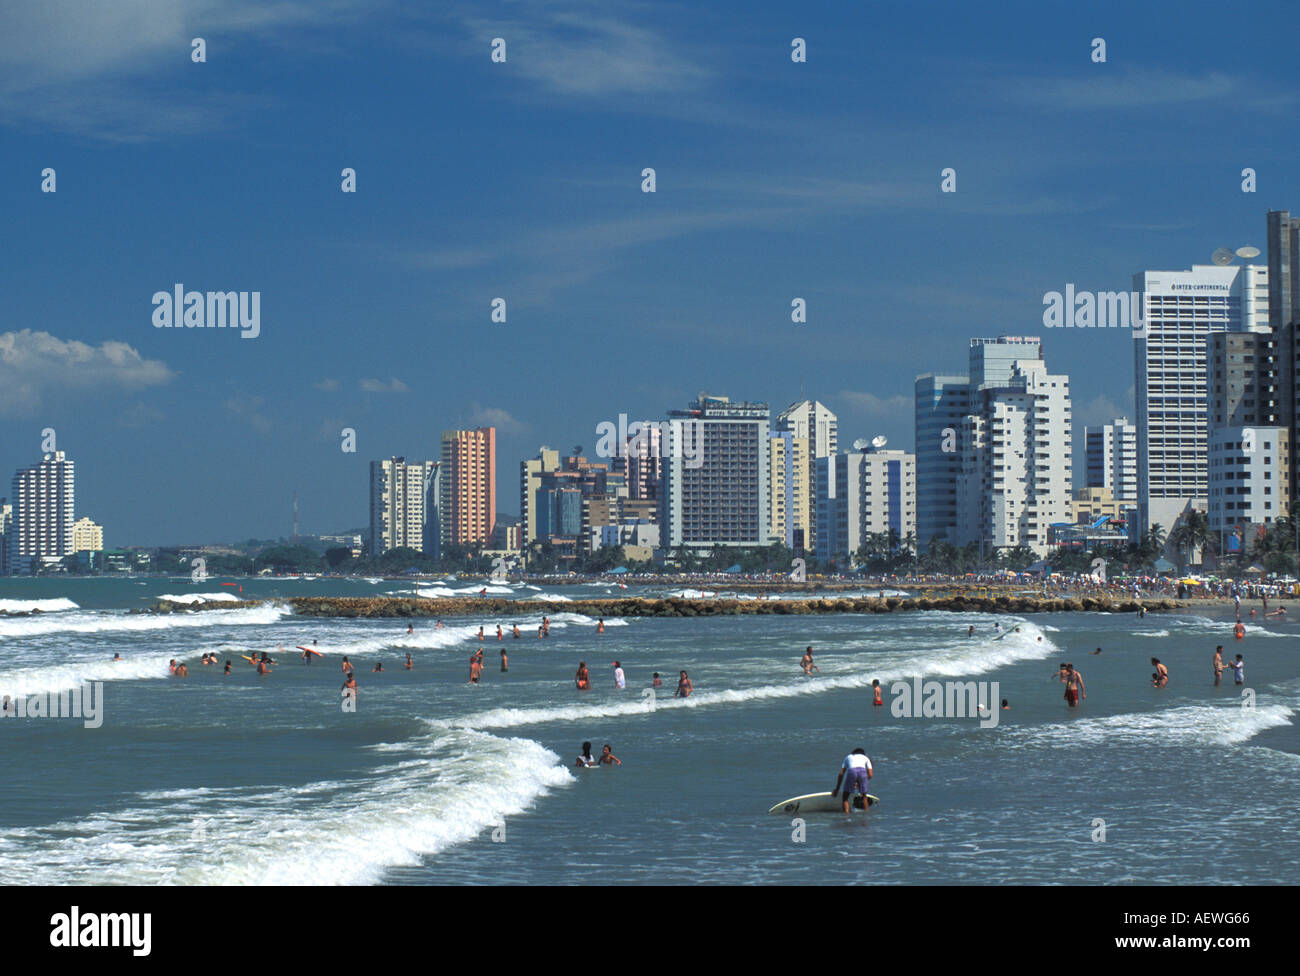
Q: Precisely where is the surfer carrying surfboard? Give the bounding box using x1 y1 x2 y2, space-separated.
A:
833 748 873 814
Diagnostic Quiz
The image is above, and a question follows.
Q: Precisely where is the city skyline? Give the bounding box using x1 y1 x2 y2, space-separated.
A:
4 2 1299 545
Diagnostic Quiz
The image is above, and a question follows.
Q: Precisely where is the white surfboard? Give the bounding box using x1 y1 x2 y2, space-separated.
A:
768 791 880 815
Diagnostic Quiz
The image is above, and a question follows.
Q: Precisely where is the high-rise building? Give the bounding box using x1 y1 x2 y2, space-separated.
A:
1134 264 1268 532
814 446 916 566
1084 418 1138 502
10 451 76 573
520 448 561 547
775 399 837 550
0 498 11 576
950 338 1071 556
914 374 972 549
662 394 770 551
440 427 497 548
368 457 438 557
72 517 103 553
768 431 810 549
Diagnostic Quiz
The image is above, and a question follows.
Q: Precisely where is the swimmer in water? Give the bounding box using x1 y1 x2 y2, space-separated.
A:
224 660 232 675
968 625 975 637
256 657 271 675
576 741 596 767
800 646 820 675
372 661 384 672
512 624 520 639
477 626 485 641
1090 646 1102 655
176 663 189 678
1213 645 1224 686
1001 699 1010 710
407 623 414 635
497 624 503 641
675 670 693 698
168 659 177 675
652 672 663 688
113 653 123 662
1063 663 1085 707
341 673 357 702
1151 657 1169 688
500 649 508 672
404 652 413 671
575 661 590 691
872 679 883 707
341 656 354 674
597 618 605 634
598 744 622 766
469 655 483 684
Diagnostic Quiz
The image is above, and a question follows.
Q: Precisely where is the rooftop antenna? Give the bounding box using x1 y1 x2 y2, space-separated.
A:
871 435 888 450
852 437 870 452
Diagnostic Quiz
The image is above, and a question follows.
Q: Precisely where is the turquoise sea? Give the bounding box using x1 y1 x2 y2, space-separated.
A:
2 576 1297 885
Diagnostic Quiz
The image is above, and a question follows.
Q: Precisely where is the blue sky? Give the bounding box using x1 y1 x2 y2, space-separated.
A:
2 0 1297 545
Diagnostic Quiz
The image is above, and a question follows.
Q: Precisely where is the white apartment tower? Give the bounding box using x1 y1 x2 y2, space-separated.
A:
953 338 1072 556
662 394 770 551
1084 418 1138 501
368 457 439 557
10 451 76 573
814 447 916 566
1134 264 1268 532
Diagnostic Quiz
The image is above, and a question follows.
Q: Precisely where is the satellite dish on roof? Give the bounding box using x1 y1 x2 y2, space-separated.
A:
871 435 888 449
1237 246 1261 259
1211 247 1236 266
852 438 870 452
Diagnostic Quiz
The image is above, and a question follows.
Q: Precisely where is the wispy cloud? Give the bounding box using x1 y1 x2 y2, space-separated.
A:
468 402 526 435
0 330 173 415
221 393 273 434
0 0 377 139
359 377 410 393
1002 68 1296 113
313 378 341 392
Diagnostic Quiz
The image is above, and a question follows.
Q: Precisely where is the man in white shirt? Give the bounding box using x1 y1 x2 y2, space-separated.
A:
833 748 873 813
612 661 626 689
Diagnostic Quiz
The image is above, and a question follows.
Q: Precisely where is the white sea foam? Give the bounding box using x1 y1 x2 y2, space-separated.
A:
1013 699 1297 749
0 603 287 641
156 592 239 604
0 656 168 698
8 728 572 885
436 619 1056 730
0 597 79 614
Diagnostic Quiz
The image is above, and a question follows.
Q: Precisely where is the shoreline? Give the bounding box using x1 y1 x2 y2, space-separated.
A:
151 594 1191 617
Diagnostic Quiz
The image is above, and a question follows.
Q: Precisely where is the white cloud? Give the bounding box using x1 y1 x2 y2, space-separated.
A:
468 402 526 435
313 378 341 392
0 330 173 414
359 377 409 393
836 390 912 419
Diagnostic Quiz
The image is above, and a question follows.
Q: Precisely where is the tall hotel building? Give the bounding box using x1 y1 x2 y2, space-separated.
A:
769 430 810 549
10 451 76 573
368 457 439 556
914 374 971 549
775 400 837 551
916 337 1067 554
953 338 1071 556
815 446 916 566
439 427 497 548
662 394 770 551
1135 264 1268 533
1084 418 1138 501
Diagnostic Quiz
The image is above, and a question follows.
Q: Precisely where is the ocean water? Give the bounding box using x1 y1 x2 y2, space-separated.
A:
2 577 1297 885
